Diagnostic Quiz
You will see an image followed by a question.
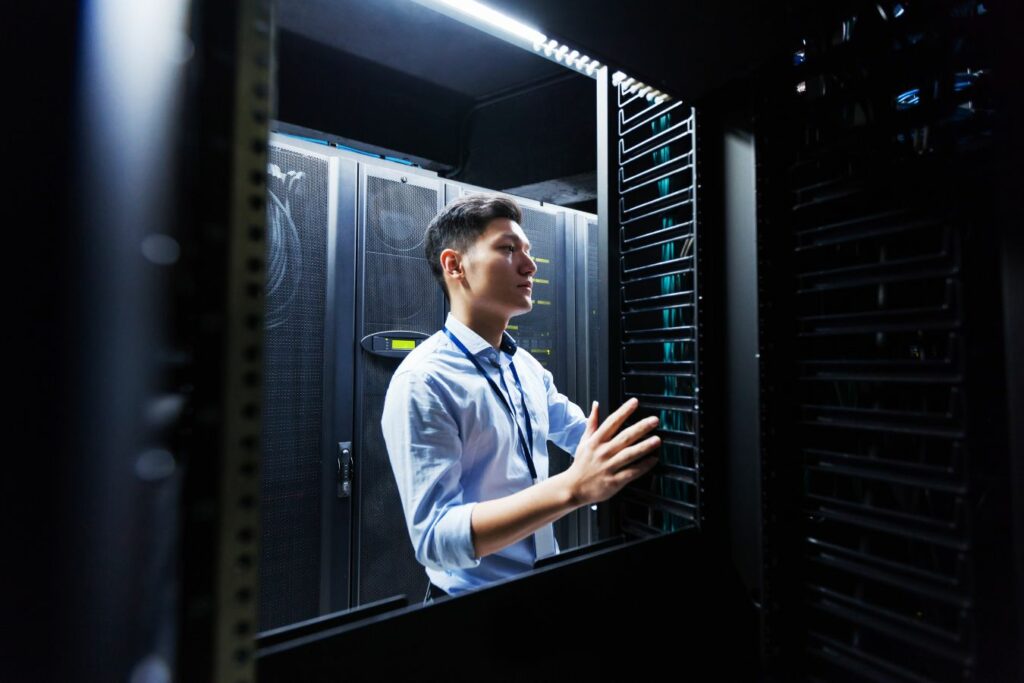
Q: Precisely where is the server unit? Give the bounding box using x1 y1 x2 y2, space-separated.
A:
259 130 601 630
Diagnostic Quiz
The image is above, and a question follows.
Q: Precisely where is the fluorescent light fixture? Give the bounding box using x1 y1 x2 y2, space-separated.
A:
410 0 545 47
410 0 620 80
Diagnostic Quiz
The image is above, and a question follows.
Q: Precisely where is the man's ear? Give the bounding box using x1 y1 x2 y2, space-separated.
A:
440 248 463 280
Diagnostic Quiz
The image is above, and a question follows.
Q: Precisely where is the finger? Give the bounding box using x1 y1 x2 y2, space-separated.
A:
582 401 599 438
607 414 661 453
592 397 640 443
609 434 661 473
614 451 660 484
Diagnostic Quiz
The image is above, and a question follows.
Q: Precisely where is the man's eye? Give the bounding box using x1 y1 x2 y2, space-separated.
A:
502 246 515 252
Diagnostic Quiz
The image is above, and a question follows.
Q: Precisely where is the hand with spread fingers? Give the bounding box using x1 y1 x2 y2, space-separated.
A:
564 397 661 507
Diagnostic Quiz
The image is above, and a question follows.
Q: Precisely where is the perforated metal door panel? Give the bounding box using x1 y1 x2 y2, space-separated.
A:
355 164 443 605
259 139 335 629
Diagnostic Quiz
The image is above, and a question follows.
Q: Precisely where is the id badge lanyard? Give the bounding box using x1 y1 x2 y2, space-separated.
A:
443 327 537 481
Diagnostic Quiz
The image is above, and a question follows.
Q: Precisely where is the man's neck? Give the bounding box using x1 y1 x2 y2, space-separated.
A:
448 302 510 351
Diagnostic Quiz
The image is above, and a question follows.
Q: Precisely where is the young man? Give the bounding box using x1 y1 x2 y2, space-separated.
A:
381 193 661 600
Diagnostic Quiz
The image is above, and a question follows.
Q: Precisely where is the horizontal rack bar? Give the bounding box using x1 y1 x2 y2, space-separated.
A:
618 161 692 198
620 187 694 220
799 348 957 370
619 488 698 519
619 160 694 198
804 493 962 534
801 374 962 386
794 208 928 245
806 631 944 683
621 287 695 307
622 299 696 316
621 230 695 257
622 324 696 338
622 361 697 371
800 417 965 439
806 535 965 590
619 128 692 170
660 434 697 449
620 150 695 188
619 100 686 135
804 461 966 495
808 590 971 662
797 318 961 336
806 585 966 655
618 254 692 278
620 199 693 227
791 184 869 213
652 463 698 487
619 517 695 539
619 117 693 161
804 505 969 551
801 400 960 425
623 336 697 347
806 540 966 602
797 251 955 289
798 307 960 334
802 447 961 479
630 397 697 414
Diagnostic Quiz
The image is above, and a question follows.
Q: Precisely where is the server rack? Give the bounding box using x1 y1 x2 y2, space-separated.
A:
353 161 445 608
601 76 705 537
755 2 1016 680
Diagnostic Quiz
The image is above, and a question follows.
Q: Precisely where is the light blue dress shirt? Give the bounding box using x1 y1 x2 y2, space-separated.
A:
381 312 589 596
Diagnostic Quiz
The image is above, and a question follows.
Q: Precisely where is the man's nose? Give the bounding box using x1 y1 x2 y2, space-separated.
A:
521 253 537 274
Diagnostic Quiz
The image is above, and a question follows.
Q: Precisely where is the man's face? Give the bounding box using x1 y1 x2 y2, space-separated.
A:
458 218 537 318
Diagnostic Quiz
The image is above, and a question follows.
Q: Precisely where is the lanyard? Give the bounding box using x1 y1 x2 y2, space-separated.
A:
443 327 537 481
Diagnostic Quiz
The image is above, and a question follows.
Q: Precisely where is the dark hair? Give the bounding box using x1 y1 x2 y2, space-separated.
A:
424 193 523 299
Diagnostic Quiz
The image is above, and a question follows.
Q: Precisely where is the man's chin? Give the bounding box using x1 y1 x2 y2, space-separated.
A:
509 303 532 318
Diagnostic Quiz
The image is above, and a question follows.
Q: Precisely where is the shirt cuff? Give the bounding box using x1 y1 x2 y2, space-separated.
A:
435 500 482 569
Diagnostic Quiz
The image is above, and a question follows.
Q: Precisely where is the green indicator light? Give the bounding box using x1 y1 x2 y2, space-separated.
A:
391 339 416 350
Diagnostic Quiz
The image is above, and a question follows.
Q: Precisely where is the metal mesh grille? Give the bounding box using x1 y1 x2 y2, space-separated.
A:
259 144 328 629
365 176 435 256
363 253 441 329
357 173 440 605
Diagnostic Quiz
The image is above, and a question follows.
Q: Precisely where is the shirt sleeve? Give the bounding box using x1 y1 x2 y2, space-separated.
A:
542 365 589 457
381 369 482 572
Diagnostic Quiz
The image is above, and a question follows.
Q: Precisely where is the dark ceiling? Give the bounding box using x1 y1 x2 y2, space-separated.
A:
274 0 785 207
276 0 568 99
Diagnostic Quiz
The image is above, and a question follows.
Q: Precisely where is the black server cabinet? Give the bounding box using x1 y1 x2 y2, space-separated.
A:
260 136 357 630
751 3 1018 680
353 163 444 607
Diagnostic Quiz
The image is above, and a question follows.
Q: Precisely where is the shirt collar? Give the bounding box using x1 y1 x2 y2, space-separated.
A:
444 312 519 357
